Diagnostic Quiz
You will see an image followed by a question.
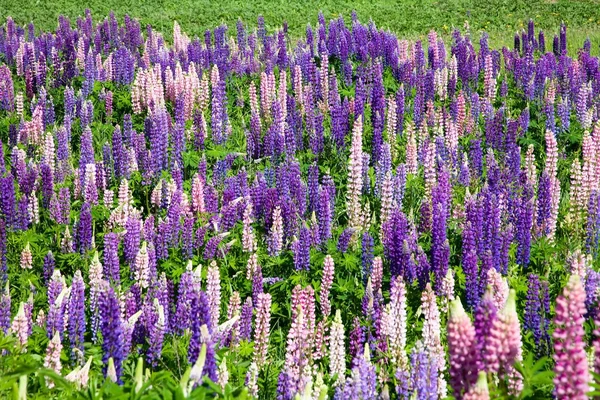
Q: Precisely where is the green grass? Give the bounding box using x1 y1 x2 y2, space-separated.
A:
2 0 600 52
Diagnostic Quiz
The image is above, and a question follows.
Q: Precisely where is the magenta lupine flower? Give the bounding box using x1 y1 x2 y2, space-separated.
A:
448 298 478 398
320 255 335 318
553 275 590 399
253 292 271 369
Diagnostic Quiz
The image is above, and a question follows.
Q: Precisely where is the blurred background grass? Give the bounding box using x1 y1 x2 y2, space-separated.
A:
2 0 600 53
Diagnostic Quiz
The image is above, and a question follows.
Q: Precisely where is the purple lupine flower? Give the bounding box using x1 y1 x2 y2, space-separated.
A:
516 172 534 266
293 226 311 271
40 163 54 208
188 291 212 359
462 221 479 310
124 216 141 265
239 296 253 341
474 289 497 371
76 202 93 254
99 283 124 383
524 274 545 355
410 342 439 399
67 270 86 360
43 251 55 284
103 233 120 284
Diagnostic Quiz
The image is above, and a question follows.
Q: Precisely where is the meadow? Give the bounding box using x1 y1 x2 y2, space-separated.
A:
0 4 599 400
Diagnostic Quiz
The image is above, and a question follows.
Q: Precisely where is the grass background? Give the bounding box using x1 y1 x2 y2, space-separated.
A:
2 0 600 52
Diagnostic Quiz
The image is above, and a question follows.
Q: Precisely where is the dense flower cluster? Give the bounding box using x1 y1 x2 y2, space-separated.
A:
0 11 599 399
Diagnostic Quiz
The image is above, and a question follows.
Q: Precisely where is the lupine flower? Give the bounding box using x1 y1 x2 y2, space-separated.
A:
484 289 522 390
421 283 447 398
447 298 478 398
11 302 29 348
44 331 63 388
463 372 490 400
253 292 271 369
67 270 86 360
320 255 335 318
99 283 124 382
20 242 33 269
207 260 221 329
553 275 590 399
329 309 346 384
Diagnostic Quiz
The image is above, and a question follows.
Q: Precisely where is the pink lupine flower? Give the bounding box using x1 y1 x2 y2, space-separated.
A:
44 331 63 388
320 255 335 319
207 260 221 329
553 275 590 399
421 282 447 398
486 268 509 311
246 253 258 281
448 298 478 398
242 201 256 253
328 309 346 384
253 292 272 369
11 302 30 348
385 275 407 368
463 372 490 400
20 242 33 269
347 116 364 232
484 289 522 381
405 121 418 175
191 173 205 214
267 206 283 256
65 356 93 389
134 242 150 289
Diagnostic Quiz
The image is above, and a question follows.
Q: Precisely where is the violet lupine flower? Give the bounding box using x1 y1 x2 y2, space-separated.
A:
320 255 335 319
239 296 253 341
405 341 439 400
361 232 374 285
318 186 332 244
474 289 497 371
292 226 311 271
146 298 166 367
448 298 478 398
124 215 141 265
252 262 263 306
76 202 93 254
337 228 355 253
103 233 120 284
253 292 272 369
0 282 10 334
516 172 534 267
43 251 55 284
99 283 124 383
67 270 86 361
553 275 590 399
524 274 549 356
188 290 213 356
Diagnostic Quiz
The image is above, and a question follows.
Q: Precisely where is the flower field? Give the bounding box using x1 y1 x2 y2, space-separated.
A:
0 10 599 399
